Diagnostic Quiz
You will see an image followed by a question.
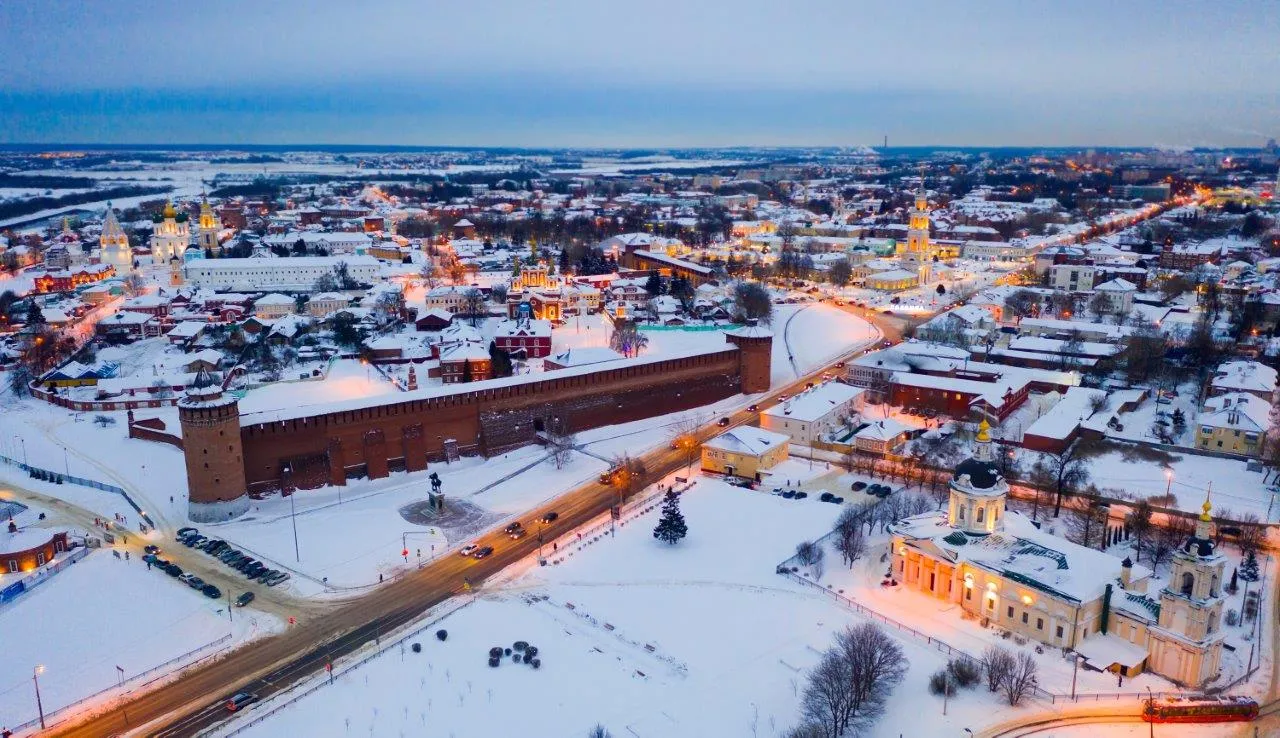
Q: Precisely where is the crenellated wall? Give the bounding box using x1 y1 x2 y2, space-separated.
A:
239 346 761 495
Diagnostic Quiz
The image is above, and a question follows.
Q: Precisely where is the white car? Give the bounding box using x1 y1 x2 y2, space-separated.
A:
459 544 478 557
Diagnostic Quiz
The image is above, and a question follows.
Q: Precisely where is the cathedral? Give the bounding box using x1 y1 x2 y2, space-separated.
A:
866 187 938 291
890 421 1225 687
150 201 190 264
98 203 132 272
196 195 221 255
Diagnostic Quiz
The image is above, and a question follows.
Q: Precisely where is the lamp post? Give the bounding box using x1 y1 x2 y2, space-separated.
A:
33 665 46 730
1071 654 1080 700
1164 470 1173 498
288 488 300 563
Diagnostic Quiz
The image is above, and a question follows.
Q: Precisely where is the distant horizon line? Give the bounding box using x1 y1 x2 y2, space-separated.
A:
0 142 1267 155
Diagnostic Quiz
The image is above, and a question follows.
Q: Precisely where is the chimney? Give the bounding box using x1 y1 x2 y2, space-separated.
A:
1119 556 1134 589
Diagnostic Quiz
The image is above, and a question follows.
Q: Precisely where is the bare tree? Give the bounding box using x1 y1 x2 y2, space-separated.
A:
795 540 825 580
1031 440 1093 517
587 725 612 738
981 645 1016 693
1236 512 1264 554
463 288 486 327
1126 499 1153 562
667 417 700 472
1002 652 1038 706
799 649 855 738
836 622 908 714
1066 488 1109 550
833 507 867 568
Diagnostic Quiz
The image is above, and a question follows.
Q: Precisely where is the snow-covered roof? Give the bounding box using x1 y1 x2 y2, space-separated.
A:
855 418 912 442
703 426 789 456
1075 632 1150 670
1198 392 1270 432
255 293 296 306
1211 361 1277 394
763 382 863 423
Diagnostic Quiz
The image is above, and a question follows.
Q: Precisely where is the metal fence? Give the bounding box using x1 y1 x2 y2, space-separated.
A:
0 453 154 527
5 631 233 734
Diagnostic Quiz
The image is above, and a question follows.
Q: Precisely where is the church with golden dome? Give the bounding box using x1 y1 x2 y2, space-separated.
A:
150 200 190 264
889 420 1225 687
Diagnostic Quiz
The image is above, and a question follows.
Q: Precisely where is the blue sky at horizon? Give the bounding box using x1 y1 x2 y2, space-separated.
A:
2 0 1276 148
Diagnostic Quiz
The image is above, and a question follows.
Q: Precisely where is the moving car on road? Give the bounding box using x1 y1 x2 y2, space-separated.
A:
459 544 478 557
225 692 256 712
472 546 494 559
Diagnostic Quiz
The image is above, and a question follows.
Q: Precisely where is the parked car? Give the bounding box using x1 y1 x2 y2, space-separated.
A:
472 546 494 559
178 573 197 585
459 544 478 557
225 692 256 712
235 592 255 607
264 571 290 587
850 481 867 491
176 527 197 539
186 576 205 590
144 544 161 555
164 564 182 577
540 511 559 524
202 584 221 599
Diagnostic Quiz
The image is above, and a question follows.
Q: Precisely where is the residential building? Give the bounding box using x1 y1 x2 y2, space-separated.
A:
701 426 790 481
760 382 864 444
1194 393 1270 456
183 256 382 292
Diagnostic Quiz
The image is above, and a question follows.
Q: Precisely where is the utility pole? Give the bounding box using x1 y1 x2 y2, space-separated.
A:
33 665 45 731
289 488 300 562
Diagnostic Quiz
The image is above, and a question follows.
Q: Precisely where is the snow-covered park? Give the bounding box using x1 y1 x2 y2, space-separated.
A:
226 476 1037 738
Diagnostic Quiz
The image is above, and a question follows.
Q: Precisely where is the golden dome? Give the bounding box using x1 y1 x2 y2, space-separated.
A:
1200 492 1213 522
976 418 991 443
162 201 177 219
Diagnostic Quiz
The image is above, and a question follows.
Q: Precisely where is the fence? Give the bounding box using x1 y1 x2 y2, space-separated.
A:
782 571 1193 705
0 453 154 527
220 599 474 737
6 631 233 734
0 546 88 608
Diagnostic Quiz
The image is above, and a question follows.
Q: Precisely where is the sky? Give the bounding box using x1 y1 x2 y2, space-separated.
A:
1 0 1277 149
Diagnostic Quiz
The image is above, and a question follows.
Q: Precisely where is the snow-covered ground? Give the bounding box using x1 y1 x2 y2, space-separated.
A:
0 549 278 729
229 477 1033 738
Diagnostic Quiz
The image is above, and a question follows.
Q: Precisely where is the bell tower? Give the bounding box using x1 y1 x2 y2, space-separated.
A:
197 194 221 255
947 419 1006 535
1153 491 1226 685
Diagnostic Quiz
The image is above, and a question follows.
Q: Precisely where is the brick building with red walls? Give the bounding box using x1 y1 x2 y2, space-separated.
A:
180 332 771 519
3 529 69 573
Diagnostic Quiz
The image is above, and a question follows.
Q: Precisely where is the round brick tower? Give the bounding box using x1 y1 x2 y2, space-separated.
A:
725 321 773 394
179 369 249 522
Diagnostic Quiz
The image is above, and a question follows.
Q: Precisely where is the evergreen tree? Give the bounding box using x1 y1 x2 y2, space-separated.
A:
1240 550 1260 583
652 490 687 545
1228 566 1239 594
461 359 473 383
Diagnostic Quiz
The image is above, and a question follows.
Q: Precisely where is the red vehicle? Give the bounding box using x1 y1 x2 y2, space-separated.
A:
1142 696 1258 723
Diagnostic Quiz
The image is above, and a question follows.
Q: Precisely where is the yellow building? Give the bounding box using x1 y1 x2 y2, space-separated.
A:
890 421 1224 686
701 426 790 481
1194 393 1269 457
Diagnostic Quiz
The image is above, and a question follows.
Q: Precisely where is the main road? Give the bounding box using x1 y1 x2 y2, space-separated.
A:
53 307 908 738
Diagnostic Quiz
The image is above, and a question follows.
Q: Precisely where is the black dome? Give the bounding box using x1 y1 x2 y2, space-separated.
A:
953 457 1002 490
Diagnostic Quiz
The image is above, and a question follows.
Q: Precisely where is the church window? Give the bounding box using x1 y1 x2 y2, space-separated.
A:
957 507 965 522
1007 606 1014 619
1036 618 1043 630
1021 612 1029 625
976 507 985 523
1056 625 1064 639
1180 572 1195 597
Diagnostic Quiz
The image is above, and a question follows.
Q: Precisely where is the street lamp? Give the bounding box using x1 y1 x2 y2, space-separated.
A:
1164 470 1173 498
33 665 46 730
1145 686 1154 738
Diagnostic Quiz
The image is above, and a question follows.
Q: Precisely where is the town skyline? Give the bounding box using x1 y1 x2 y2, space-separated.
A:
2 0 1277 148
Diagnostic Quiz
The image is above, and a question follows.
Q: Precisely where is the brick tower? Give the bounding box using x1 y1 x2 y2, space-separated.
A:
725 321 773 394
179 369 249 522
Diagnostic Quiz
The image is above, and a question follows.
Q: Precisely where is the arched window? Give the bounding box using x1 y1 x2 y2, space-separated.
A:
957 506 965 522
1210 574 1219 597
1180 571 1195 597
976 507 986 524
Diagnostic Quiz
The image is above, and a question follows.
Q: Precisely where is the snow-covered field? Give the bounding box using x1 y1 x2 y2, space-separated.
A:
0 549 277 729
230 478 1027 738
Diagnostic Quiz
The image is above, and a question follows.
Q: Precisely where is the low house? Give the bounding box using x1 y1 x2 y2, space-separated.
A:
166 320 207 345
1209 361 1277 404
415 308 454 332
854 418 913 454
438 342 492 383
253 293 296 320
307 292 351 318
1195 393 1270 457
760 382 864 445
701 426 790 481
